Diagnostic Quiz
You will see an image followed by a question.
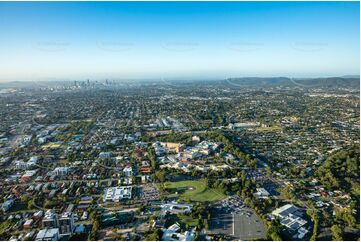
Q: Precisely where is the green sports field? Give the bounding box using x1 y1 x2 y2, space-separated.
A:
164 179 226 202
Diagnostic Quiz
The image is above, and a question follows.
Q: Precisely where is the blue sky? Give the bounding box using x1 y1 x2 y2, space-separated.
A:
0 1 359 81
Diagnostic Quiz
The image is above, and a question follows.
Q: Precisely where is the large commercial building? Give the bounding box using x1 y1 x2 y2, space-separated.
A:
272 204 309 239
103 186 132 202
35 228 59 241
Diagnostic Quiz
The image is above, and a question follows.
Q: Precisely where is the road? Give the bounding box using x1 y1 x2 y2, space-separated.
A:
1 178 115 189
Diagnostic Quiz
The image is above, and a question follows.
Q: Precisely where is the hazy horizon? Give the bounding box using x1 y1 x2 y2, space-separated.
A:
0 75 360 85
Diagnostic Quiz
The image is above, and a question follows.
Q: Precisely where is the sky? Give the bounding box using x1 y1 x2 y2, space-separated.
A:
0 1 359 81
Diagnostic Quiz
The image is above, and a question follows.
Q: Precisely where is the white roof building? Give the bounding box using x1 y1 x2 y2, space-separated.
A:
103 186 132 202
53 167 69 176
28 156 39 163
162 223 195 241
34 210 44 218
123 166 133 177
254 188 270 198
272 204 309 239
23 219 34 228
99 152 112 159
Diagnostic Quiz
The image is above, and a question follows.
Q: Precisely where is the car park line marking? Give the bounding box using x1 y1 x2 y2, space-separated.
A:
232 213 235 236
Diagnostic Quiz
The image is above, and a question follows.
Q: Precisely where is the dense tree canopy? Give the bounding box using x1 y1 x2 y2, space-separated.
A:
317 145 359 194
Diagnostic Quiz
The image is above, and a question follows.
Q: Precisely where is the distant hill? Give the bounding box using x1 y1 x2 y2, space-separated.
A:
340 75 360 79
0 81 47 89
224 76 360 89
225 77 290 87
0 76 359 90
0 80 71 89
290 77 360 89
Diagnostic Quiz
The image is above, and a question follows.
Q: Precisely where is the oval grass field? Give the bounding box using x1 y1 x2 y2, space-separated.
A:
164 179 226 202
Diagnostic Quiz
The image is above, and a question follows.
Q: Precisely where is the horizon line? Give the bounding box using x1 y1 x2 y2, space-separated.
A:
0 75 360 84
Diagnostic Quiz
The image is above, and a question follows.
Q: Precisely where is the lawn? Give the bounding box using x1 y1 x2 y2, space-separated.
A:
178 214 198 226
42 142 63 149
163 179 226 202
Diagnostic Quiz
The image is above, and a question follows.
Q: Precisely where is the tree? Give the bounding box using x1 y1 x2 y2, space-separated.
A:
144 228 163 241
331 225 343 241
194 232 200 241
88 211 100 241
155 170 166 182
70 233 87 241
27 198 35 210
307 208 319 241
335 208 357 227
316 145 359 193
148 146 157 171
267 220 283 241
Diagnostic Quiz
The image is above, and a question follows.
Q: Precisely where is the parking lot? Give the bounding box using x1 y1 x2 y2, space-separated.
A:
139 183 160 201
209 196 267 240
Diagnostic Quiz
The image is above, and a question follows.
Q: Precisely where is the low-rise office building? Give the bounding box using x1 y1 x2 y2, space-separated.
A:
103 186 132 202
36 228 59 241
272 204 309 240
